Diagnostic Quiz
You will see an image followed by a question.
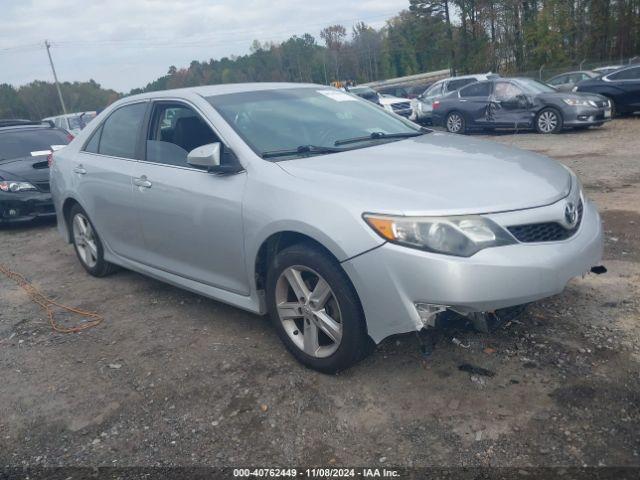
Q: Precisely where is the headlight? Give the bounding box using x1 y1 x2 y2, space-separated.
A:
571 86 579 92
363 213 516 257
563 98 594 107
0 181 37 193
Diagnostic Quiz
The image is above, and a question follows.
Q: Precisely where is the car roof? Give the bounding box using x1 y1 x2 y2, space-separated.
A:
550 70 594 77
0 120 55 130
123 82 320 103
43 111 97 120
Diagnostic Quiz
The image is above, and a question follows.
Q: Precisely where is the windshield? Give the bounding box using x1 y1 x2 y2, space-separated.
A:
0 128 69 161
207 88 422 160
514 78 557 94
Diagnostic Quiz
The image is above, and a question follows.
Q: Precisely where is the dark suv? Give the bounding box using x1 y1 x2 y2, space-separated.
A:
0 120 71 223
574 64 640 115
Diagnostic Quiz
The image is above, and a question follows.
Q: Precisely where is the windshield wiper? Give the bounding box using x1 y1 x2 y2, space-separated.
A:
262 144 345 159
334 130 426 147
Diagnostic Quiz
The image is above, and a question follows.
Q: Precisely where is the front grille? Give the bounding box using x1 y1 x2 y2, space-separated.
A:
508 201 583 243
34 182 50 193
391 102 411 111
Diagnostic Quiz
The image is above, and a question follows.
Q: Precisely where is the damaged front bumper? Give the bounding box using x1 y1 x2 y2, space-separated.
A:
342 199 604 343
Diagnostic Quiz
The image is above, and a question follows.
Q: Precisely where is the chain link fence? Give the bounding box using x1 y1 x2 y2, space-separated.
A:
518 56 640 81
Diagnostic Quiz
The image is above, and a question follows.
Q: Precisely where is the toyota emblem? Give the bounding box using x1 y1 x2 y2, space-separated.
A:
564 202 578 227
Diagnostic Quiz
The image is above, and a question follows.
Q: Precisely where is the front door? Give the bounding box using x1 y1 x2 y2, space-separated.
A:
489 81 533 128
133 101 249 295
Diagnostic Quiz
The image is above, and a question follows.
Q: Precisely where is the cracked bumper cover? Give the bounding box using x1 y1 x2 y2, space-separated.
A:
342 200 603 343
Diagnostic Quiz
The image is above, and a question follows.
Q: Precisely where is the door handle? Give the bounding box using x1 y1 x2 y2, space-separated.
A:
134 176 152 189
73 165 87 175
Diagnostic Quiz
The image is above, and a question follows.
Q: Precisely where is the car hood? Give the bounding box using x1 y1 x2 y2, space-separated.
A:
538 91 606 102
0 156 50 183
379 96 409 106
277 132 572 216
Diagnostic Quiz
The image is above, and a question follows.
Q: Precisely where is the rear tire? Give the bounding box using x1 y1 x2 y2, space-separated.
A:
266 242 373 373
446 111 466 134
535 108 563 134
68 204 117 277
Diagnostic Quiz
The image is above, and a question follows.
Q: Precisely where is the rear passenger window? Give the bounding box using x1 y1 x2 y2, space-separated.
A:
83 125 102 153
446 79 475 92
459 82 491 97
98 103 147 159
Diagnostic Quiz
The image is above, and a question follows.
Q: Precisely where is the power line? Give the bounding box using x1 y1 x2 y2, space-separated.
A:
49 10 399 48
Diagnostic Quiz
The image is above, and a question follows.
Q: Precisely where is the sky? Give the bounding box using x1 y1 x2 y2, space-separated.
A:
0 0 409 92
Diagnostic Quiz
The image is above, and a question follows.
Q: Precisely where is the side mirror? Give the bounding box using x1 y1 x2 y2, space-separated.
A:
187 143 221 169
187 142 243 174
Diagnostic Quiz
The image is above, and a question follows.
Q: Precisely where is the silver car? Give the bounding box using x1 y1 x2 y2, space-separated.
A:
50 83 604 372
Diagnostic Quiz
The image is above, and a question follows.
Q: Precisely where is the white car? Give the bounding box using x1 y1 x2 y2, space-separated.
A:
43 112 97 136
378 94 413 118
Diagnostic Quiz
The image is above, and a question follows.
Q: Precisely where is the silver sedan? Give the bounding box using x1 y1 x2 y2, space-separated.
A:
50 83 603 372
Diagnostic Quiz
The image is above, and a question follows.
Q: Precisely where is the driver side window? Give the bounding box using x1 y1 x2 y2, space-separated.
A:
494 82 525 102
146 103 220 168
424 83 442 98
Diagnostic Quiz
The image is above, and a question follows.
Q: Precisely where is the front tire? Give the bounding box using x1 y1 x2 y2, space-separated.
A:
69 204 117 277
446 111 466 134
266 242 373 373
535 108 563 134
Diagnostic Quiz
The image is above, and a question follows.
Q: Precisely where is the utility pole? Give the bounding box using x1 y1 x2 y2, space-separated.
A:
44 40 67 115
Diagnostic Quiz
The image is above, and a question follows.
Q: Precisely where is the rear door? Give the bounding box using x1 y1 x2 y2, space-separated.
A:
456 81 493 127
133 100 249 295
73 101 148 259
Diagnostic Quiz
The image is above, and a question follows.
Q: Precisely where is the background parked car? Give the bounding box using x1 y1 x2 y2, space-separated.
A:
573 64 640 116
547 71 599 92
378 94 413 118
376 85 410 98
433 77 611 134
42 111 97 136
346 86 382 106
0 120 71 223
411 73 499 124
593 65 624 76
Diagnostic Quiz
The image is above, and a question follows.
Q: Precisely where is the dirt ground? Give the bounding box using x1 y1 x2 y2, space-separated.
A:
1 118 639 468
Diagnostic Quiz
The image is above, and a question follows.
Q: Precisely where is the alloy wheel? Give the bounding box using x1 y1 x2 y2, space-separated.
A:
72 213 98 268
447 113 463 133
275 265 343 358
537 110 558 133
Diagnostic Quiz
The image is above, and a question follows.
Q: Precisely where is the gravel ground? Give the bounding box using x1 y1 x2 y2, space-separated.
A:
0 118 639 468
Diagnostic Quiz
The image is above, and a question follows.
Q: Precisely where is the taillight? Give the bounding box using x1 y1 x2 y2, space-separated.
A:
67 133 74 142
47 153 54 168
433 100 441 110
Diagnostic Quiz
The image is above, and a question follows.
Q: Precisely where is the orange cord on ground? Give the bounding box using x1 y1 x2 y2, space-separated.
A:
0 263 103 333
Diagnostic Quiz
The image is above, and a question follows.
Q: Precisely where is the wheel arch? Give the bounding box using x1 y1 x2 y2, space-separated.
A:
61 196 82 242
253 230 345 294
